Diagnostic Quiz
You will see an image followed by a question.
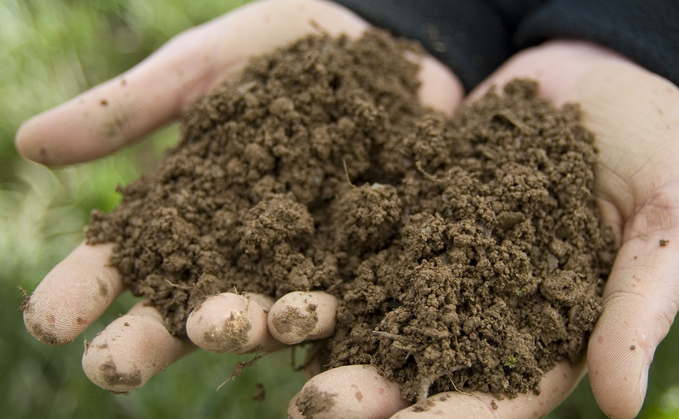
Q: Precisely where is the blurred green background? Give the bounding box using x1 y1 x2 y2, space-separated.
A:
1 0 677 418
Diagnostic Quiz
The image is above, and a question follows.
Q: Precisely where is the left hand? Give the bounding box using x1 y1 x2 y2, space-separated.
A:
17 0 463 397
287 40 679 419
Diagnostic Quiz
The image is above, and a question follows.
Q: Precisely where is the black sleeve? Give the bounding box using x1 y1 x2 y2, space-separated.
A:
515 0 679 88
332 0 679 90
331 0 515 92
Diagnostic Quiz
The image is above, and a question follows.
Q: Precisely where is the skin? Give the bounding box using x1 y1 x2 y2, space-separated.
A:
186 292 282 354
16 1 679 418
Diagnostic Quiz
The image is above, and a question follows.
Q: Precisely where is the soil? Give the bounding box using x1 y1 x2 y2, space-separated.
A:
86 30 616 403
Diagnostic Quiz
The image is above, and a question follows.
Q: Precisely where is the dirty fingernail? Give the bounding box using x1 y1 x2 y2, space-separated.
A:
268 291 338 345
187 292 278 354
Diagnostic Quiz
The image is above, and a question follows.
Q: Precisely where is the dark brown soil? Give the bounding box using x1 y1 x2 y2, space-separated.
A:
86 30 615 402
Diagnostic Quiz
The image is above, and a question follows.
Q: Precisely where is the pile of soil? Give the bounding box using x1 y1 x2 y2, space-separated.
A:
86 30 615 402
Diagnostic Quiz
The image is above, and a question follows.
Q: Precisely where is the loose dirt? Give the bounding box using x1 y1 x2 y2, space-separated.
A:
86 30 616 402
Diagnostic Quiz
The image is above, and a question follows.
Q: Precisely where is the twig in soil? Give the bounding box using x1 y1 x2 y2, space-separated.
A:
325 279 343 294
291 342 322 372
164 279 192 290
217 353 266 390
492 112 534 135
342 158 356 188
415 161 444 183
372 331 418 355
450 378 469 395
414 364 471 411
309 19 329 36
413 376 433 410
372 331 407 343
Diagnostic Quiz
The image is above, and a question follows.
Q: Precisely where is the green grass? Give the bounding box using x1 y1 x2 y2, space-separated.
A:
1 0 678 418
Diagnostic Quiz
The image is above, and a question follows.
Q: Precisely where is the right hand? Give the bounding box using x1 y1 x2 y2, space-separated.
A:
289 40 679 419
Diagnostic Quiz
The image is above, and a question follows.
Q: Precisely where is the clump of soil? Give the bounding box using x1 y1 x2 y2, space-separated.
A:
86 30 615 402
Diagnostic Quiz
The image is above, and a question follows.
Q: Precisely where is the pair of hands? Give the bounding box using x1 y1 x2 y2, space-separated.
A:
17 0 679 418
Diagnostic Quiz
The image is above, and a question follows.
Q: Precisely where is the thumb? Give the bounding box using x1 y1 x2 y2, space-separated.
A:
14 0 370 166
15 18 225 166
15 0 461 166
588 213 679 418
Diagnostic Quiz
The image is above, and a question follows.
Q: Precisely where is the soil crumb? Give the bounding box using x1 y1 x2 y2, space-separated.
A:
86 30 615 400
296 384 337 417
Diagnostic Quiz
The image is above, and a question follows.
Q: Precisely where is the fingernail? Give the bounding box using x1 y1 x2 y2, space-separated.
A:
639 361 650 402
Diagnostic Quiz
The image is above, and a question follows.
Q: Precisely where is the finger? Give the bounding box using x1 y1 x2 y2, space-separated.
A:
288 365 408 419
392 361 585 418
464 40 629 106
15 0 461 166
14 16 241 166
82 300 194 393
22 242 125 345
404 51 463 117
186 292 282 354
588 225 679 418
267 291 338 345
14 0 370 166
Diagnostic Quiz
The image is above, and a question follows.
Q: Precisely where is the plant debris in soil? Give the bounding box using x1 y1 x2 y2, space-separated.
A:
86 29 616 403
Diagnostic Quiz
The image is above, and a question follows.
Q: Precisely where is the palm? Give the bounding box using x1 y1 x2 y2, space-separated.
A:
292 41 679 419
576 59 679 419
466 40 679 419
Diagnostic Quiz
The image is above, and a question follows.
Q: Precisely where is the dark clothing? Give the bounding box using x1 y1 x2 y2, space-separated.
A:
333 0 679 91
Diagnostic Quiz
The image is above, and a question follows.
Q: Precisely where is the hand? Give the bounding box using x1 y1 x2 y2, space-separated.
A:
287 41 679 418
17 0 462 395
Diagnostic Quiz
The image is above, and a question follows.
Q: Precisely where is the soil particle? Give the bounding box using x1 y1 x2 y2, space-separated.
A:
86 30 615 400
96 276 110 297
270 305 319 336
203 311 252 352
17 286 30 312
296 384 337 418
27 322 62 346
100 361 143 388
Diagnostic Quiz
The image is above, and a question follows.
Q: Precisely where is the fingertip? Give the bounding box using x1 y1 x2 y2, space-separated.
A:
410 53 464 117
268 291 338 345
14 61 181 165
186 292 280 354
587 308 652 418
13 93 128 166
14 118 42 164
22 243 124 345
288 365 407 419
587 233 679 418
82 301 193 392
288 392 303 419
22 305 72 346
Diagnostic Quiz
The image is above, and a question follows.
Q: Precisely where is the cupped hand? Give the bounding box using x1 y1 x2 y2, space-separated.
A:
468 40 679 419
17 0 462 396
286 40 679 418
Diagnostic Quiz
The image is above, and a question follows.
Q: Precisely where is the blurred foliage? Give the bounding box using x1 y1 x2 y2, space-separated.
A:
0 0 677 418
0 0 307 418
